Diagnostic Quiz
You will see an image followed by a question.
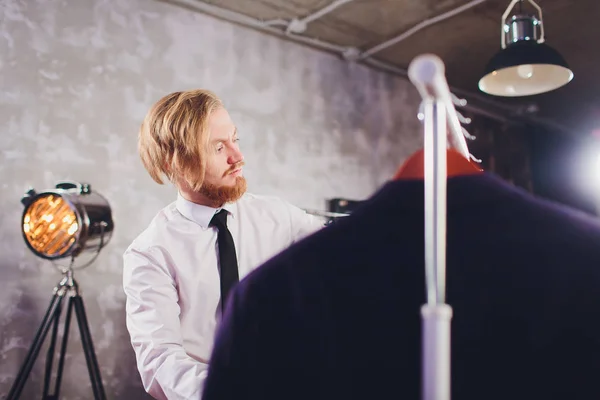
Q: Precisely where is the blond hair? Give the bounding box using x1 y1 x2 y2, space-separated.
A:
138 89 223 191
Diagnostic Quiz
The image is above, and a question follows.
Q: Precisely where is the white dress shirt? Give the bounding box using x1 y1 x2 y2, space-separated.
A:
123 192 324 400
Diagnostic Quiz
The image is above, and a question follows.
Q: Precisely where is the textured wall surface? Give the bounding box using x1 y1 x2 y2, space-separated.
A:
0 0 423 398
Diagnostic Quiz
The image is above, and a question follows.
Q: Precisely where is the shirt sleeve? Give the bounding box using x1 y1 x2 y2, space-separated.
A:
286 202 325 242
123 247 208 400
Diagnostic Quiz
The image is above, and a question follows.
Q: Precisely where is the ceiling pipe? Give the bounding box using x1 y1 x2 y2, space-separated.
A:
156 0 571 135
277 0 355 35
263 19 289 28
262 0 355 34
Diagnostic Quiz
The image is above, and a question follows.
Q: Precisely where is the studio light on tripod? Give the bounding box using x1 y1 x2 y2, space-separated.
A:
8 181 113 400
21 181 113 262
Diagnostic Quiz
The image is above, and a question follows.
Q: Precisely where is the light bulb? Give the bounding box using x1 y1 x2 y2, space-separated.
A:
517 64 534 79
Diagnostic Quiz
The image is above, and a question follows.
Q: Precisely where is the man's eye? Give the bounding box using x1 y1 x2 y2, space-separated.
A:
216 145 224 152
233 137 240 143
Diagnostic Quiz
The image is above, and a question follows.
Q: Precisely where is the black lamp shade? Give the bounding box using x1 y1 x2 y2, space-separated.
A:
478 40 573 97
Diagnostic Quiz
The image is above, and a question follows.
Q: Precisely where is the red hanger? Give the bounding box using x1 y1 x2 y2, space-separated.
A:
393 148 482 180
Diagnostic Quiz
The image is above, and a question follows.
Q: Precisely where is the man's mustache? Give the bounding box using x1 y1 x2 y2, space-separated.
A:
225 161 245 176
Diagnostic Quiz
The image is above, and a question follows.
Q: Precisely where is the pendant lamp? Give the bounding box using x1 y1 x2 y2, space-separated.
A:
478 0 573 97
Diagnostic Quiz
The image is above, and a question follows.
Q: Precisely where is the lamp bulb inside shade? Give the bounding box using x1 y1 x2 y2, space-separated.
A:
517 64 534 79
23 194 80 258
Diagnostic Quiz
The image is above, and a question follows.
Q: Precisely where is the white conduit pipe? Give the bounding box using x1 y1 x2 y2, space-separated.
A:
262 0 355 34
300 0 355 25
263 19 289 27
284 0 354 35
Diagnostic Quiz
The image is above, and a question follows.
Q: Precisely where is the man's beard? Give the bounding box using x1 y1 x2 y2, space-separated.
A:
199 176 247 208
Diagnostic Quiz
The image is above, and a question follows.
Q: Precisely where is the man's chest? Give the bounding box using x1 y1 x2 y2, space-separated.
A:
167 218 294 286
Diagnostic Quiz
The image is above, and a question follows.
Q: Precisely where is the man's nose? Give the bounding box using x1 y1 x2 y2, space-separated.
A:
229 146 244 164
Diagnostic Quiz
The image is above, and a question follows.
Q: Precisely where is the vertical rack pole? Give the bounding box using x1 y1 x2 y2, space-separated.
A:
421 97 453 400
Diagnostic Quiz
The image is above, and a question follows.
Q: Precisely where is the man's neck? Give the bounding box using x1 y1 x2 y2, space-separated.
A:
179 189 224 208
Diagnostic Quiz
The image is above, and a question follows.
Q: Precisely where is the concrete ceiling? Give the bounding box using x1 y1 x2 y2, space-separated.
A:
161 0 600 137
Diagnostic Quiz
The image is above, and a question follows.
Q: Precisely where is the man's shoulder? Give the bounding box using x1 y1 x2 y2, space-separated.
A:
236 192 294 213
239 192 287 205
124 200 178 254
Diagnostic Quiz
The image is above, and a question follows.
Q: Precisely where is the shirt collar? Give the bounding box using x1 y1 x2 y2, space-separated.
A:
176 192 236 229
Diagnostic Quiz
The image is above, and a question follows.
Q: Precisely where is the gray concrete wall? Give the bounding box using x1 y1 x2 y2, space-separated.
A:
0 0 423 398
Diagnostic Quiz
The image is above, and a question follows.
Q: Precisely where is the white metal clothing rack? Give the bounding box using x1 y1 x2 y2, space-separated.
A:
407 54 476 400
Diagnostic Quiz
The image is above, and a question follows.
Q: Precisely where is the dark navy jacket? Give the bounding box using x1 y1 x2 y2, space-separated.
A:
204 173 600 400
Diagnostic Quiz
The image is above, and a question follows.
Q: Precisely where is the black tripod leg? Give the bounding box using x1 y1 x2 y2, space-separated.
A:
42 298 63 399
72 295 106 400
51 296 74 400
6 293 64 400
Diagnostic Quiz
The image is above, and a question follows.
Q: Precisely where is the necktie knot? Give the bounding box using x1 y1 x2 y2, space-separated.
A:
210 209 228 230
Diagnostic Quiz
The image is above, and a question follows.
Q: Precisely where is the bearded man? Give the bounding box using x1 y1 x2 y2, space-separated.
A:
122 89 323 400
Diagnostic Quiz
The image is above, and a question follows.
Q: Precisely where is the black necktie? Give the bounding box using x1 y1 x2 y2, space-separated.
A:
209 209 239 312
